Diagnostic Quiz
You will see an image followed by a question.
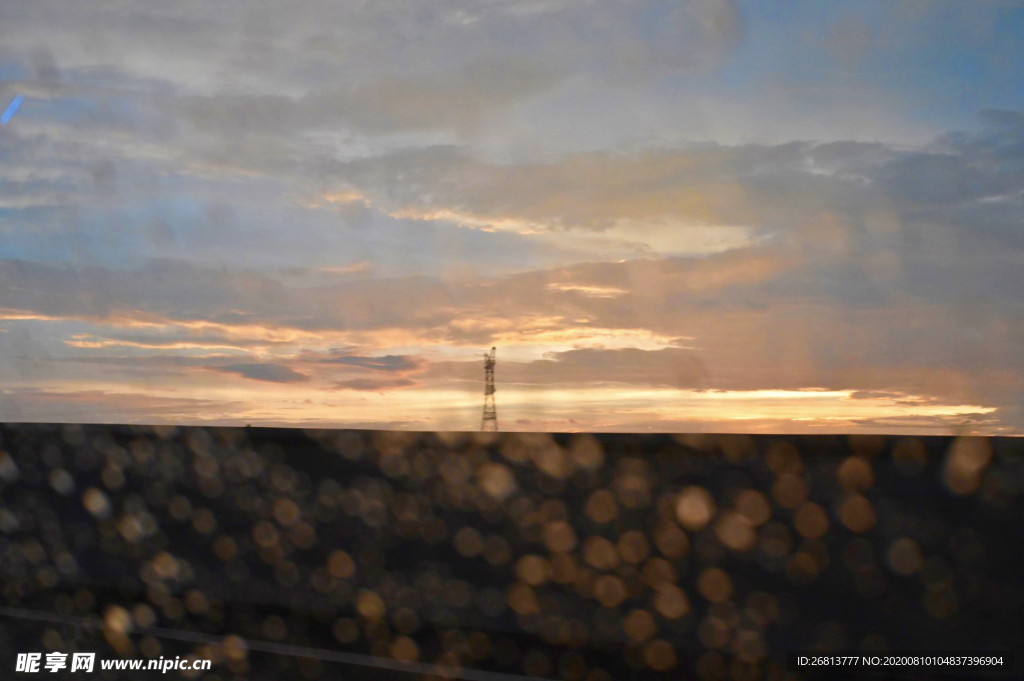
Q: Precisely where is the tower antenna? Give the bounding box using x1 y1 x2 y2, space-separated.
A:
481 347 498 432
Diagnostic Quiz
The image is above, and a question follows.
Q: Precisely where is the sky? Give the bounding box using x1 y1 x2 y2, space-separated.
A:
0 0 1022 434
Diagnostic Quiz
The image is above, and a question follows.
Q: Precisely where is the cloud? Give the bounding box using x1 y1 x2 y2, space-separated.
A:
317 353 424 372
318 143 885 258
520 347 710 389
545 283 628 298
0 0 743 143
0 1 1022 434
214 363 310 383
425 347 709 390
278 261 374 278
173 62 562 140
333 377 418 392
0 387 246 425
63 332 267 352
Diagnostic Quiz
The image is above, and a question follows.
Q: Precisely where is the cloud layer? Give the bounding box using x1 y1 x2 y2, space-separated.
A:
0 0 1022 433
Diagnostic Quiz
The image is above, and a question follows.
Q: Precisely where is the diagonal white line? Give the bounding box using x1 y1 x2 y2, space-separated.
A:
0 606 548 681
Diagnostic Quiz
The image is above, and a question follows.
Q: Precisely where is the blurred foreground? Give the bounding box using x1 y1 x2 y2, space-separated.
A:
0 424 1022 679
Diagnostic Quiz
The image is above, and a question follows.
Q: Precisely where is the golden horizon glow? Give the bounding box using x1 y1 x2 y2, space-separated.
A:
4 375 997 435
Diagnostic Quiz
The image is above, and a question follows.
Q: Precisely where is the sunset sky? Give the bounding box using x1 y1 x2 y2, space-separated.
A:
1 0 1022 434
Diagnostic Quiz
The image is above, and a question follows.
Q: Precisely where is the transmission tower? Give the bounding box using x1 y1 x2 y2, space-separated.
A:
481 347 498 432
